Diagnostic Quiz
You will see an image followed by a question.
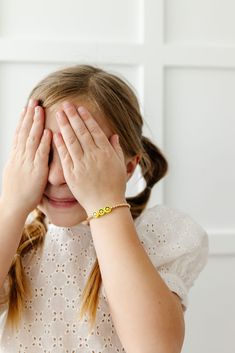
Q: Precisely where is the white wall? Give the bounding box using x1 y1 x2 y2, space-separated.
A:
0 1 234 352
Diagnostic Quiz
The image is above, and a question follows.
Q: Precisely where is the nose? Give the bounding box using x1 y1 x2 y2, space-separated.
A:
47 151 66 186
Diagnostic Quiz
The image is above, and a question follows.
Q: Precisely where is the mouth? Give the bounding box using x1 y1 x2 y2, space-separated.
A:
44 194 78 208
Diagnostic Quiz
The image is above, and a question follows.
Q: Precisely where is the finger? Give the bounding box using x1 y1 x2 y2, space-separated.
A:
12 106 27 150
62 102 95 152
53 130 73 169
77 106 110 150
34 129 52 166
18 99 39 153
56 109 83 164
25 106 45 161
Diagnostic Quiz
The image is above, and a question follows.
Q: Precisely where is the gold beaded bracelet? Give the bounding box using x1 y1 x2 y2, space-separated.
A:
82 203 131 226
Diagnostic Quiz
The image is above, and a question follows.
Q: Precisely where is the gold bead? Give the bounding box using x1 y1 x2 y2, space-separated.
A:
104 206 112 213
98 208 105 216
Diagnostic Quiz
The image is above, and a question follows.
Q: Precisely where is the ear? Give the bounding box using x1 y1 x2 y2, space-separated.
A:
125 155 141 181
109 134 141 180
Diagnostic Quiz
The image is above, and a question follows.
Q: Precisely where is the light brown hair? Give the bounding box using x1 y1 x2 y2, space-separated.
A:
1 64 168 332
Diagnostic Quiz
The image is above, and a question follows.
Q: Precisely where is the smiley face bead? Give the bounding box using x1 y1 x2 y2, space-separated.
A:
93 206 112 218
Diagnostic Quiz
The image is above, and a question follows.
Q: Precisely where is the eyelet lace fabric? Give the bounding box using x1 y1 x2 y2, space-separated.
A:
0 204 209 352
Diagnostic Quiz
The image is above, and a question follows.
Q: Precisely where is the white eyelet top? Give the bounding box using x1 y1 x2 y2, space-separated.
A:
0 204 209 352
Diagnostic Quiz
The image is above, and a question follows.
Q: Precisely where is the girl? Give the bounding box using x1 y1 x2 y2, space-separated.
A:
0 65 209 353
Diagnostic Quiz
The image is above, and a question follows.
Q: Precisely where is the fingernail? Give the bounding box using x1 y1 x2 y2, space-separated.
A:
63 101 71 109
78 106 86 115
29 99 34 107
56 111 62 121
35 106 40 115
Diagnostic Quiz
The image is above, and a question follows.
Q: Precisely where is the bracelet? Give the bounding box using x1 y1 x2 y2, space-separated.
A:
82 203 131 226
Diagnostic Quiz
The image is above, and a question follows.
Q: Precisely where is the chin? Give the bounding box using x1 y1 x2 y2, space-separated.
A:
37 201 88 227
50 214 87 227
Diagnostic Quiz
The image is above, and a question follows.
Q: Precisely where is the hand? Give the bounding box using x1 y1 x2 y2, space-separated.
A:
53 101 127 214
1 99 52 216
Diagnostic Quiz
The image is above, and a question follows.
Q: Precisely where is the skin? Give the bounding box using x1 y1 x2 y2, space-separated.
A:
37 97 140 227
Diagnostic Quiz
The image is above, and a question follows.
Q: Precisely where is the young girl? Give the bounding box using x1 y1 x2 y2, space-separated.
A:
0 65 209 353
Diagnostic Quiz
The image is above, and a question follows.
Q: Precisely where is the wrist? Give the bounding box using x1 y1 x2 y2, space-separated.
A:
84 197 127 217
0 197 29 222
84 201 130 226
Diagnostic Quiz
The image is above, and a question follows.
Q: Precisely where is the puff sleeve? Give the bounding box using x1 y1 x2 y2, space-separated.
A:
134 204 209 312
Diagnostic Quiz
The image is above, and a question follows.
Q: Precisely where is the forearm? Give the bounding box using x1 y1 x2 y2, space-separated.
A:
0 199 27 289
88 203 185 353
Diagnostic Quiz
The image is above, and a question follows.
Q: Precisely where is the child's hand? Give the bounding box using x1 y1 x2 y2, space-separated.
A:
1 99 52 216
54 101 127 214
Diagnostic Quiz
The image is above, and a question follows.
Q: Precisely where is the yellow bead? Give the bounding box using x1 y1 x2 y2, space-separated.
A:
104 206 112 213
98 208 105 216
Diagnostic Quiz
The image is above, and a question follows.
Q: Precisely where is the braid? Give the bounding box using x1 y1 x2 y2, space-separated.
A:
4 208 47 331
126 135 168 219
141 136 168 186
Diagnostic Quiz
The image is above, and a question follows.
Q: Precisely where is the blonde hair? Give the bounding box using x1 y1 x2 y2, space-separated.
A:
1 64 168 332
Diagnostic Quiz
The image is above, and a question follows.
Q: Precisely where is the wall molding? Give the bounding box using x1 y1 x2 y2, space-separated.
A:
0 39 145 64
2 38 235 69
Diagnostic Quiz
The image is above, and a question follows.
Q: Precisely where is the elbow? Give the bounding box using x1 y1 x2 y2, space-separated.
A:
130 315 185 353
160 313 185 353
163 293 185 353
153 304 185 353
168 327 185 353
151 329 185 353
